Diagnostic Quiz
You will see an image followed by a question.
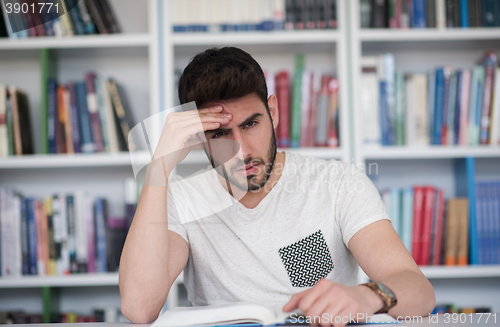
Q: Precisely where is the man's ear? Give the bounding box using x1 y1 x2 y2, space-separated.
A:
268 94 279 129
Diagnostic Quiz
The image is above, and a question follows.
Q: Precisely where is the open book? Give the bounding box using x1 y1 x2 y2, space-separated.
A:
150 302 399 326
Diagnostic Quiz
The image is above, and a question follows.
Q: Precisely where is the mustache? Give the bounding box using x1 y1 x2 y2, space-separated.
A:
232 157 265 172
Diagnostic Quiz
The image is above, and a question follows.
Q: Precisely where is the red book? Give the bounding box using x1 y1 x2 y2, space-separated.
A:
275 71 290 148
412 186 425 265
420 186 436 265
432 189 445 265
85 72 104 152
327 78 339 148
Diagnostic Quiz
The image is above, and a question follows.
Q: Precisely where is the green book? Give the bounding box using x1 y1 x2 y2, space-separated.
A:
42 286 60 323
395 71 406 146
290 54 304 148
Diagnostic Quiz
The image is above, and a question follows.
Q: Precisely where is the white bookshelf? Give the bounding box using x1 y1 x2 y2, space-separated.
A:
1 0 500 318
348 0 500 312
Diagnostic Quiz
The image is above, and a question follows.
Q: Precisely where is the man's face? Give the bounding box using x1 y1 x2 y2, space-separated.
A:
200 93 278 192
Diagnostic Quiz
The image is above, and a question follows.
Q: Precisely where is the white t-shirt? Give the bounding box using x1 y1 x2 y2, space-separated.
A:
167 152 390 313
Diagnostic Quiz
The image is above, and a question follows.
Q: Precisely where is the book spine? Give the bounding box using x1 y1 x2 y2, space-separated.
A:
75 82 95 153
315 75 330 146
445 198 458 265
432 188 445 265
290 54 304 148
56 86 67 154
446 71 458 145
85 73 104 152
433 68 445 145
482 0 496 26
275 71 290 148
372 0 388 27
300 70 312 147
489 68 500 145
401 188 414 252
459 69 471 145
94 198 107 273
427 70 436 144
420 186 435 265
68 83 81 153
27 198 38 275
412 0 427 27
47 79 58 154
480 53 497 144
34 199 45 276
395 71 406 145
66 195 78 273
412 186 425 265
21 197 29 275
457 198 469 265
460 0 469 26
327 77 339 148
66 0 86 35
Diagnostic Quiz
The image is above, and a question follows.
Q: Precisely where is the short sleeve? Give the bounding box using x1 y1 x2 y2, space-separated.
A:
334 163 391 248
167 180 189 244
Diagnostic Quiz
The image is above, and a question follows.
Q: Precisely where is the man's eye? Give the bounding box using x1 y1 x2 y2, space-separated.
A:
213 132 226 138
246 121 257 128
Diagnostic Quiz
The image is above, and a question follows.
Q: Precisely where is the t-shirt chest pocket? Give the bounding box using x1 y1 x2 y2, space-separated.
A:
278 229 334 287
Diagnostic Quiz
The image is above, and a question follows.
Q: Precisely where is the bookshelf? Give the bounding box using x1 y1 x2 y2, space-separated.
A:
349 0 500 312
1 0 500 320
0 0 159 318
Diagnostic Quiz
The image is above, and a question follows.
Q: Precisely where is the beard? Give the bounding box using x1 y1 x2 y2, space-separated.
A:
207 129 277 192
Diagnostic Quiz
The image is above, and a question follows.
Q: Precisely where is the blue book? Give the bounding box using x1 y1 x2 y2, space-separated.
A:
428 71 436 144
379 81 389 146
401 188 414 252
460 0 469 27
65 0 86 35
454 70 463 145
390 188 401 236
476 182 486 264
433 68 445 145
495 181 500 264
95 198 108 273
47 78 58 154
20 197 29 275
412 0 427 27
75 82 95 153
487 182 496 264
455 157 478 264
68 83 81 153
27 198 38 275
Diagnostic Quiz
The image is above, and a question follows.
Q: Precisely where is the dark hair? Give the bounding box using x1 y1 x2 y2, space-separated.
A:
178 47 269 110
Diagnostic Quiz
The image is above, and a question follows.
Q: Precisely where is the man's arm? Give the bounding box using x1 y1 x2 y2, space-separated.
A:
119 164 189 323
348 219 435 317
283 220 435 326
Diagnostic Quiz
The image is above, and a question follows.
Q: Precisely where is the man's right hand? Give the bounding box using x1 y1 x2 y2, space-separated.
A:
151 105 232 174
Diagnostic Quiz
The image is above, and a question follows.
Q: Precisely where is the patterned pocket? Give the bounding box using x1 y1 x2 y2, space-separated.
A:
278 230 334 287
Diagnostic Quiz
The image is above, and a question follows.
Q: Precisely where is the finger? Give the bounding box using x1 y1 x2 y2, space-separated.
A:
176 114 231 128
187 105 223 115
296 280 333 313
305 292 335 325
283 291 307 312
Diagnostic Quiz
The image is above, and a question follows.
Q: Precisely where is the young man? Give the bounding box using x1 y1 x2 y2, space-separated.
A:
119 47 435 325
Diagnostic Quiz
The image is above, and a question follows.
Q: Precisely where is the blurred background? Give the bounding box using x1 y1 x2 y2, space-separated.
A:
0 0 499 323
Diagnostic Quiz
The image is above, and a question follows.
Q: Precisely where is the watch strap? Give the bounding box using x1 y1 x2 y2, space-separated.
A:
361 282 397 314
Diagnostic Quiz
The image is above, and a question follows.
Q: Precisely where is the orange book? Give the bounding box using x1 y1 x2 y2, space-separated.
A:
445 199 459 265
457 198 469 265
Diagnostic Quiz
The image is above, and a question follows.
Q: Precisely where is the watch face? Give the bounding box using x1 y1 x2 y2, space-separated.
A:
377 282 396 299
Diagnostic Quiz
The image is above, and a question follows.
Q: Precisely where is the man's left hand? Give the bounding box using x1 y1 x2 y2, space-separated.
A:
282 279 385 327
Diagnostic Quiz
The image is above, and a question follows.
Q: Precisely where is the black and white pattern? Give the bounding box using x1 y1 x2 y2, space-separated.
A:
278 230 334 287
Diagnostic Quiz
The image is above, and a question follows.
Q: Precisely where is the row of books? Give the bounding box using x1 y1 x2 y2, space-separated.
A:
361 0 500 29
171 0 337 33
0 0 120 38
384 182 500 266
43 74 134 155
265 55 340 148
383 186 469 266
431 304 491 314
0 185 139 277
0 308 127 324
361 52 500 147
475 181 500 265
0 85 33 156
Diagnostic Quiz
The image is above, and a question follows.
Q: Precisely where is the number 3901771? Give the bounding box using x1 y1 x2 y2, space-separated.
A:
443 313 496 324
5 2 59 14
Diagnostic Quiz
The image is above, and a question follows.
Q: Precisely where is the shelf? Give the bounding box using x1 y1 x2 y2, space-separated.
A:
359 28 500 42
0 273 119 288
420 265 500 279
0 271 185 288
0 33 152 50
362 146 500 160
182 147 344 165
171 30 339 46
0 151 151 169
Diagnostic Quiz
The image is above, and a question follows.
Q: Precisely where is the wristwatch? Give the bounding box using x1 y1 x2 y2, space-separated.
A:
361 282 398 314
